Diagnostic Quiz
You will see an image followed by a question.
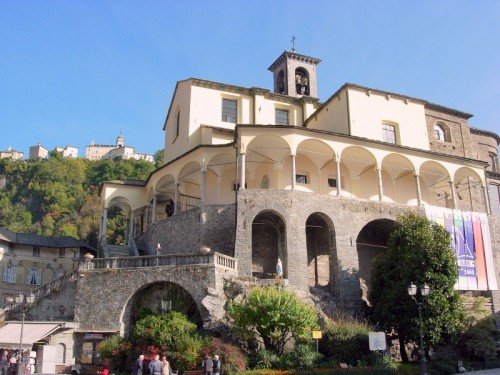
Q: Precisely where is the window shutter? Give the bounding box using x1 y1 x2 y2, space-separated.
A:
11 267 16 283
36 269 42 285
2 265 7 282
26 271 31 284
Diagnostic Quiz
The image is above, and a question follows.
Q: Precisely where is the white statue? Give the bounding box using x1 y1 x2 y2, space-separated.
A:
276 257 283 278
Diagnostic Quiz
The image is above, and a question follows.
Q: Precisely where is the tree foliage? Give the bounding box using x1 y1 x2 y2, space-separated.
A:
0 157 154 247
228 285 319 355
369 212 463 360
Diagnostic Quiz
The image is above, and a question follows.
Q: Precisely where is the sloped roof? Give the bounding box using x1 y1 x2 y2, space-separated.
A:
0 228 95 251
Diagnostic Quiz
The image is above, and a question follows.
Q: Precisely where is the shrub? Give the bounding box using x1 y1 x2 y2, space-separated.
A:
279 344 322 370
320 317 372 366
203 338 247 375
250 349 280 369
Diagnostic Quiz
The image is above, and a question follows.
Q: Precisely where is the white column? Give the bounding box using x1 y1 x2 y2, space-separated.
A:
336 159 342 195
291 154 296 190
174 183 180 214
152 195 157 224
449 181 457 209
129 211 135 239
239 153 246 190
482 185 491 214
415 174 422 206
201 169 206 203
377 167 383 201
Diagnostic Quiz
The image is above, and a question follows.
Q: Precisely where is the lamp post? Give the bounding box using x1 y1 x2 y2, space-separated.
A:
407 283 430 375
14 293 35 375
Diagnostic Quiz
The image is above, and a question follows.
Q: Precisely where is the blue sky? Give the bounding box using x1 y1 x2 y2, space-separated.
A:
1 1 499 157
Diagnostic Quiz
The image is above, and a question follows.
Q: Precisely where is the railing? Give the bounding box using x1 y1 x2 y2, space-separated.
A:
79 252 237 271
32 268 80 301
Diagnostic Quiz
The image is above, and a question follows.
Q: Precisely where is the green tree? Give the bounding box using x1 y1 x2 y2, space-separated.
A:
369 212 463 362
132 311 208 370
228 285 319 355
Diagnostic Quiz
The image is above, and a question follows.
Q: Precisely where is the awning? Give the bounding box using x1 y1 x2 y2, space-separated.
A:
0 322 61 349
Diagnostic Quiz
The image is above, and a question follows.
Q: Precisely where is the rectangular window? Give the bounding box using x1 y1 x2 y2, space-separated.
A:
27 268 41 285
2 265 16 283
222 99 237 123
489 153 499 173
59 248 66 258
382 124 396 144
328 178 337 188
33 246 40 257
296 174 308 184
489 184 500 216
275 109 289 125
8 244 14 254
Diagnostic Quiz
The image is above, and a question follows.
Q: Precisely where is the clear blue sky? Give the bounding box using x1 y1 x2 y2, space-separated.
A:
1 1 499 157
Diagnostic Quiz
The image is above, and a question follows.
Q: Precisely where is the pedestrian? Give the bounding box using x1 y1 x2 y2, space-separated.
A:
9 353 17 375
161 356 172 375
0 351 9 375
212 355 221 375
148 355 162 375
201 354 212 375
132 355 144 375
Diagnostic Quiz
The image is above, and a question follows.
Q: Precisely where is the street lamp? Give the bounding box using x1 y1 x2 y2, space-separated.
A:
14 293 35 375
407 283 430 375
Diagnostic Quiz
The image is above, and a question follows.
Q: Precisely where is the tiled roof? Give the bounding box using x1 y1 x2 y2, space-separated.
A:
0 228 95 251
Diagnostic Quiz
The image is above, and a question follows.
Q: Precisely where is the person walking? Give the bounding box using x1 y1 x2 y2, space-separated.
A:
201 354 212 375
149 355 162 375
161 356 172 375
132 355 144 375
0 351 9 375
212 355 221 375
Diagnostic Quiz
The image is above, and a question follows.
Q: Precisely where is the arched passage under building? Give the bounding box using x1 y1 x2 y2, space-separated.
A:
121 281 201 338
251 211 287 278
306 213 336 289
356 219 395 304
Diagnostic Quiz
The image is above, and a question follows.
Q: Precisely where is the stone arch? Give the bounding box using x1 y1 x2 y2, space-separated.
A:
56 343 66 364
419 160 452 207
381 153 417 204
297 139 336 194
454 167 485 212
341 146 378 200
434 121 451 142
252 210 287 279
247 135 291 190
276 70 285 94
206 152 237 204
156 173 176 218
107 197 132 245
356 219 395 305
306 212 336 290
121 281 201 338
177 161 202 211
295 67 310 96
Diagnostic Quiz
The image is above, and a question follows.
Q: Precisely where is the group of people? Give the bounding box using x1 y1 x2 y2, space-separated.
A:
132 354 172 375
131 353 221 375
0 350 19 375
202 354 221 375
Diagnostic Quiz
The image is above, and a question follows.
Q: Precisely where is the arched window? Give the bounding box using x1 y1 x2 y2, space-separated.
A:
434 124 446 141
295 68 310 96
174 110 180 142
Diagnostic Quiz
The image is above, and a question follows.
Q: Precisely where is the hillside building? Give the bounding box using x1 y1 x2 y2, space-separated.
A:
85 134 154 162
0 147 24 161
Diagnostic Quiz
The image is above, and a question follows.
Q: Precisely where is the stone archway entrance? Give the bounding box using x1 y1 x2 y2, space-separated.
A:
122 281 201 337
251 211 286 279
356 219 395 304
306 213 335 288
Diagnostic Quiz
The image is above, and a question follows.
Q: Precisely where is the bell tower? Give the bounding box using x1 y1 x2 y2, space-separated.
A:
268 48 321 98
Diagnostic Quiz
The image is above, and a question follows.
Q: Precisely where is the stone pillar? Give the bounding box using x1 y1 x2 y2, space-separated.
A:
336 159 342 195
239 153 246 190
100 208 108 239
483 185 491 214
174 183 180 214
129 210 135 239
377 167 383 201
415 174 422 206
201 169 206 203
291 154 296 190
449 181 457 209
152 195 157 224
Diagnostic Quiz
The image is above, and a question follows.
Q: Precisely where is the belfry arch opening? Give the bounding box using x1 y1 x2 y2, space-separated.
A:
122 281 201 337
306 213 335 288
356 219 395 304
295 67 310 96
251 211 286 278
